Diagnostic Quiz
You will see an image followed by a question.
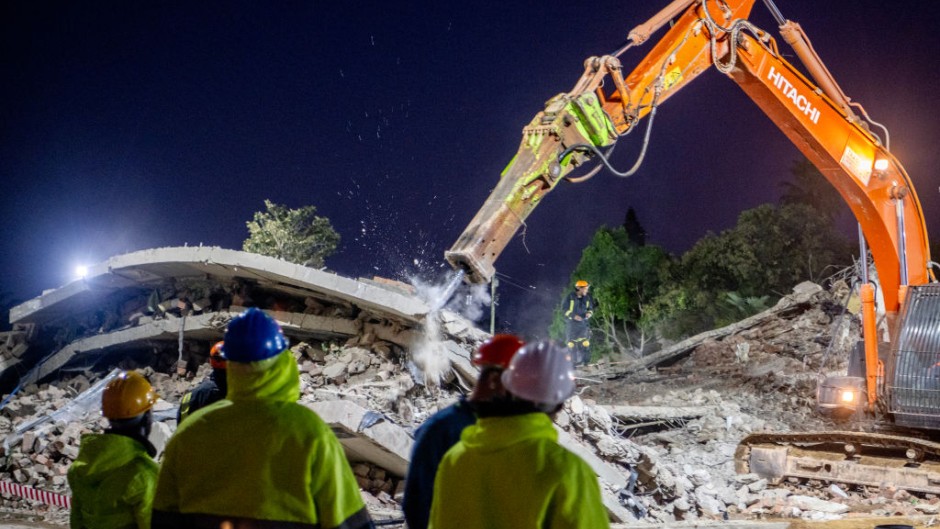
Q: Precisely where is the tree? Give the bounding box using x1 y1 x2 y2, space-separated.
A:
243 200 340 268
623 207 646 246
779 159 848 220
645 202 853 337
681 203 852 298
551 226 672 357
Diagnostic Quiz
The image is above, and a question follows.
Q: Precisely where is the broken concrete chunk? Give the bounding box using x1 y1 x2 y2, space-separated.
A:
306 400 413 478
322 363 347 380
788 495 849 514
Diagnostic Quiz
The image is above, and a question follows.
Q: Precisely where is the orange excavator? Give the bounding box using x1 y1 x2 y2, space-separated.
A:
446 0 940 492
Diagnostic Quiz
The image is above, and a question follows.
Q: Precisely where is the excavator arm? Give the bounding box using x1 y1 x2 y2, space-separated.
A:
446 0 932 310
447 0 940 493
446 0 757 284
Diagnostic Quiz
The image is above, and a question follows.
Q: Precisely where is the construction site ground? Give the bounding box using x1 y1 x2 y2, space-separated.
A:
1 273 936 528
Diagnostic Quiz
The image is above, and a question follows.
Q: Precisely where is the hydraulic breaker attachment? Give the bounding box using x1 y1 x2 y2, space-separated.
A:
446 92 617 284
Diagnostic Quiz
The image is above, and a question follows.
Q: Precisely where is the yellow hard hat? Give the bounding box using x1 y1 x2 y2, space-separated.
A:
101 371 159 420
575 280 589 288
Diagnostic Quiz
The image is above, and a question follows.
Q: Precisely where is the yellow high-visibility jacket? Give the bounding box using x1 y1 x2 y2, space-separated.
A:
429 412 610 529
68 433 159 529
151 349 372 529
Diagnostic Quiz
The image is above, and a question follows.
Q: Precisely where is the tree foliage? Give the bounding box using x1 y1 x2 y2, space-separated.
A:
647 202 852 337
551 226 671 357
681 203 852 298
243 200 340 268
557 200 854 349
779 159 848 220
623 207 646 246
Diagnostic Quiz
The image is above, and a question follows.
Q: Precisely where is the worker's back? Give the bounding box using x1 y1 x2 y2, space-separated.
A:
152 308 372 529
429 412 609 529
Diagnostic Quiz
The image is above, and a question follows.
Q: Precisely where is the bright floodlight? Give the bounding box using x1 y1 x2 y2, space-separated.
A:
840 389 855 403
874 158 889 172
76 265 88 279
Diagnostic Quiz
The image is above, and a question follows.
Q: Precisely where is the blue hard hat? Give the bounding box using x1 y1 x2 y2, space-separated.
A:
222 308 289 362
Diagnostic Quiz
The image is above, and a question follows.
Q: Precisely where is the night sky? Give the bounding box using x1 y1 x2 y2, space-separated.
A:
2 1 938 336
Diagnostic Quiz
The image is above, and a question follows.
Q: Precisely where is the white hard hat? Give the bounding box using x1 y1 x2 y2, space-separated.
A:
500 340 576 407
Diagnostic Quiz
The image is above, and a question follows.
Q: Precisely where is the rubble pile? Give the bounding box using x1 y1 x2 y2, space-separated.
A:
0 324 35 370
687 283 858 375
0 308 478 524
557 280 910 523
1 277 926 526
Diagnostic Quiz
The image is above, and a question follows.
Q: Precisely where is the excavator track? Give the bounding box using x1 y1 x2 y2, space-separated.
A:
736 430 940 494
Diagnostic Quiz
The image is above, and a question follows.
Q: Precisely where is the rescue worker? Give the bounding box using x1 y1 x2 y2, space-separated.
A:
151 307 374 529
68 371 160 529
428 340 609 529
403 334 525 529
563 279 596 365
176 340 227 423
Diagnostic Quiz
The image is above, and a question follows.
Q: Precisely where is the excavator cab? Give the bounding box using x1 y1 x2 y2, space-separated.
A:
886 284 940 429
818 284 940 428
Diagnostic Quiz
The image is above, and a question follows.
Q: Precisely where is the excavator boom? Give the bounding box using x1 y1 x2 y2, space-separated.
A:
446 0 939 494
446 0 757 283
447 0 931 307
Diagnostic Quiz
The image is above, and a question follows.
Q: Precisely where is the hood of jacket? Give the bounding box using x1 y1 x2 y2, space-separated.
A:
68 433 149 485
225 348 300 403
459 412 556 452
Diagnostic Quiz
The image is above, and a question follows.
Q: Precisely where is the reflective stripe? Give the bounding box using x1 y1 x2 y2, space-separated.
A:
178 392 193 421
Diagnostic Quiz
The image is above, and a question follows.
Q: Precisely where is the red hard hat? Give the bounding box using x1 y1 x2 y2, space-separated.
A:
472 334 525 369
209 341 227 370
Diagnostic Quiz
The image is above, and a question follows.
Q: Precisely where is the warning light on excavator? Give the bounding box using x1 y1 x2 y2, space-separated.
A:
873 158 889 172
840 389 856 403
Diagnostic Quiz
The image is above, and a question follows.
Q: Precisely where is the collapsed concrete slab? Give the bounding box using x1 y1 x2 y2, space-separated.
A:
555 428 633 523
4 247 491 391
306 400 413 478
11 246 430 326
22 304 452 387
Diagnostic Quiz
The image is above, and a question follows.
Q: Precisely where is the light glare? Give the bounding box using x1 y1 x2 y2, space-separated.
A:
873 158 889 172
75 265 88 279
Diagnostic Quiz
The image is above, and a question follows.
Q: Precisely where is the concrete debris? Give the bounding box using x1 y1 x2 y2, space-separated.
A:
602 280 850 376
0 250 494 524
0 269 924 527
0 325 477 524
0 324 34 370
306 400 413 478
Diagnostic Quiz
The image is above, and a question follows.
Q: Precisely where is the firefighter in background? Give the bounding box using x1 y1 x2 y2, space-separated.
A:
563 279 596 365
403 334 525 529
152 308 374 529
428 341 609 528
69 371 160 529
177 341 227 423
